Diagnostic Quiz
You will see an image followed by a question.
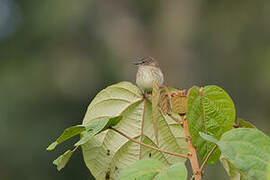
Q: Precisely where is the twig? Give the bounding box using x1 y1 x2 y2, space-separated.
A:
168 113 182 124
199 145 217 172
110 127 188 159
139 99 146 159
182 115 202 180
71 145 79 152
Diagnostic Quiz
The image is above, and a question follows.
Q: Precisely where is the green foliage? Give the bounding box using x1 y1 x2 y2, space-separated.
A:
47 125 85 151
47 81 270 180
267 161 270 180
118 158 187 180
47 116 121 148
47 116 122 171
199 132 218 144
236 118 255 128
75 116 122 146
47 116 121 151
220 155 241 180
187 85 235 164
201 128 270 180
219 118 255 180
80 82 187 179
53 150 74 171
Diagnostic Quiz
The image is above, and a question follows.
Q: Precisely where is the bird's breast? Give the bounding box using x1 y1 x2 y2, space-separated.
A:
136 66 164 91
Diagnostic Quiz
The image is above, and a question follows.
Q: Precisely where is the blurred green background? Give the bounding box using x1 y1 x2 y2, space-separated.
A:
1 0 270 179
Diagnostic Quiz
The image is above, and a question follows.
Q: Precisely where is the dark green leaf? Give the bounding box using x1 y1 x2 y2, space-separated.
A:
53 150 74 171
236 118 255 128
187 85 235 164
106 116 122 127
47 125 85 151
118 159 187 180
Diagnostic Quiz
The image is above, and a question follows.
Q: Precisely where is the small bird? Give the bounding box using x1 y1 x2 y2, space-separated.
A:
133 56 164 93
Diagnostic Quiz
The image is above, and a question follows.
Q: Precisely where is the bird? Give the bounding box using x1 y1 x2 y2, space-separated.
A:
133 56 164 93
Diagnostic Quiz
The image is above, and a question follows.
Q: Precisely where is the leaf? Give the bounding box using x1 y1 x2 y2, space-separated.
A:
267 160 270 180
118 158 187 180
47 142 58 151
155 162 187 180
199 132 218 144
80 82 187 179
152 80 160 145
171 90 187 115
53 150 74 171
220 155 241 180
118 159 163 179
47 125 85 151
187 85 235 164
236 118 255 128
213 128 270 180
159 88 171 115
75 116 122 146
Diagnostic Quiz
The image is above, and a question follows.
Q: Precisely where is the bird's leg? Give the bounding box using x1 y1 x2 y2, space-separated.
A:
140 90 152 101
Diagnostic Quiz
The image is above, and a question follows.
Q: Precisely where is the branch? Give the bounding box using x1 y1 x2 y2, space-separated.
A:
199 145 217 172
168 113 182 124
182 115 202 180
110 127 188 159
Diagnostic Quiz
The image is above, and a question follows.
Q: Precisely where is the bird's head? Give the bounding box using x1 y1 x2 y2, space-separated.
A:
133 56 159 67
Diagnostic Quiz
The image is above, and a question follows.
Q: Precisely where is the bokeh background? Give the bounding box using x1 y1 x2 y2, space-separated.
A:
1 0 270 179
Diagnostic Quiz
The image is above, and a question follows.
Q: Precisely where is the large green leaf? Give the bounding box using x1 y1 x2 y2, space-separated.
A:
155 162 187 180
201 128 270 180
219 118 255 180
118 158 187 180
81 82 187 179
187 85 235 164
220 155 241 180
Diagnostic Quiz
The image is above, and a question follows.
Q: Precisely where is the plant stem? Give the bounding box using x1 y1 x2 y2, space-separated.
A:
110 127 188 159
182 115 202 180
139 99 146 159
199 145 217 173
71 145 79 152
168 113 182 124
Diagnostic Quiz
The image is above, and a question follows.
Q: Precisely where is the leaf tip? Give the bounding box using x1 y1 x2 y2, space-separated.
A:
47 141 58 151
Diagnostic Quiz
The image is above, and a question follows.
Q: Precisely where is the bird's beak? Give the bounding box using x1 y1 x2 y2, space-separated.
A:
132 61 141 66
